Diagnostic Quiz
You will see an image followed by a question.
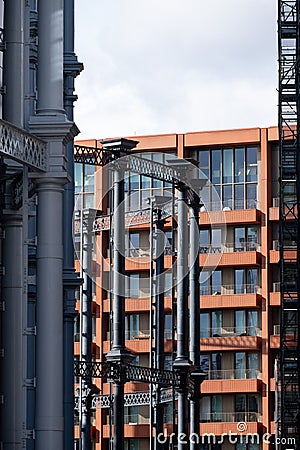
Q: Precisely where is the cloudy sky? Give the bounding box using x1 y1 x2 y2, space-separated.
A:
74 0 278 140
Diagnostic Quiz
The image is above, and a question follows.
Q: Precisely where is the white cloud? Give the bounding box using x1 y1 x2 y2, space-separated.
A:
74 0 278 139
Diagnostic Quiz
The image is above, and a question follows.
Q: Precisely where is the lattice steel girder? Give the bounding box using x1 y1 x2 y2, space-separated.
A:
74 361 178 387
0 119 47 171
74 144 200 193
74 388 177 410
93 201 176 232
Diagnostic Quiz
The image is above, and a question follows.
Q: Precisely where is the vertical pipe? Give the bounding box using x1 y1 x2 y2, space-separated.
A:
81 212 93 450
154 215 165 450
149 200 154 450
173 187 190 450
106 166 131 450
189 200 200 450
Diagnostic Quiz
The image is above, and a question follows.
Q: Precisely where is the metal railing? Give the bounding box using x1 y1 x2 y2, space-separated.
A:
200 411 262 423
200 284 260 296
107 329 174 341
200 199 259 212
199 241 260 254
125 246 174 258
207 369 262 380
200 326 261 338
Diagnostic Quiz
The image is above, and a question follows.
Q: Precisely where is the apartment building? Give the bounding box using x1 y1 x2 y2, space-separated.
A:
74 126 280 450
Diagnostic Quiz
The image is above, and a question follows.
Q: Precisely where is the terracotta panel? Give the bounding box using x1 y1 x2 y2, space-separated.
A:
200 336 262 351
270 335 280 349
269 292 280 306
201 378 262 394
269 250 279 264
185 127 261 147
103 424 150 438
199 209 261 226
200 251 261 268
200 422 263 436
201 294 261 309
269 207 279 221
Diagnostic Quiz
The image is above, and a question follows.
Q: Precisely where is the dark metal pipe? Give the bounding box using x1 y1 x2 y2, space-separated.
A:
189 200 200 449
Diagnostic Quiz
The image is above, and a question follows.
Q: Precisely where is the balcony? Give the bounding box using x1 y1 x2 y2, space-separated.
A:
103 329 173 353
207 369 261 380
199 202 261 227
270 282 280 305
200 284 261 309
200 327 262 351
200 411 262 423
200 326 261 338
200 243 261 267
202 369 263 394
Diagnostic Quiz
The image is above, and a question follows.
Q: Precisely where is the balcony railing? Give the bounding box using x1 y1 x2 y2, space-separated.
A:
199 241 260 254
107 329 174 341
200 199 259 212
200 326 261 338
125 246 174 258
200 411 262 423
207 369 262 380
200 284 260 296
124 414 150 425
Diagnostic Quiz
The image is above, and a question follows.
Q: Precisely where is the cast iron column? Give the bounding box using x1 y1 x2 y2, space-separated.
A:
28 0 79 448
154 211 165 450
63 1 83 448
173 186 190 450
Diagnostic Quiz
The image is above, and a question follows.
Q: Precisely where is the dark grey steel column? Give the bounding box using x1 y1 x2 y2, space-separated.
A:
189 198 200 450
28 0 78 448
81 211 94 450
0 215 23 449
154 214 165 450
63 1 83 448
0 1 25 447
173 187 190 450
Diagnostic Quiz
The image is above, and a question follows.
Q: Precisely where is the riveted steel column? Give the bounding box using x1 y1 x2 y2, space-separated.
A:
63 1 83 448
173 187 190 450
189 199 200 450
154 214 165 450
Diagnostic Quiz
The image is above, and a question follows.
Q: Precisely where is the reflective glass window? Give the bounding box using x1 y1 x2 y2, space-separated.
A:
235 147 245 182
211 149 221 184
223 148 233 183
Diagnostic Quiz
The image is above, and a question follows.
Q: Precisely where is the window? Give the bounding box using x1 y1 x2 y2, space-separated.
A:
212 311 222 336
200 269 222 295
125 314 140 340
234 268 258 294
198 146 258 211
165 314 172 339
234 310 259 336
211 395 222 421
235 352 260 379
200 313 210 337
